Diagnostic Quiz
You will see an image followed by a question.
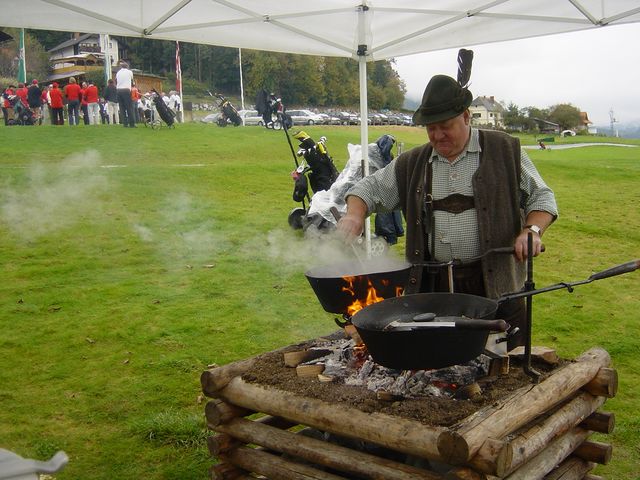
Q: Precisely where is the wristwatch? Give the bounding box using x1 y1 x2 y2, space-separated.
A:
524 224 542 235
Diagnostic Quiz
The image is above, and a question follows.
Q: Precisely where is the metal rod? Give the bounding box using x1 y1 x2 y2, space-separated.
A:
523 232 541 382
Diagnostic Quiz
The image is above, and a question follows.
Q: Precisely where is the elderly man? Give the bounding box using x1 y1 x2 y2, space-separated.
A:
337 74 558 348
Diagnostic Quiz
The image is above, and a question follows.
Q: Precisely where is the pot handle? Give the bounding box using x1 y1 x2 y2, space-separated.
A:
453 318 510 331
588 259 640 281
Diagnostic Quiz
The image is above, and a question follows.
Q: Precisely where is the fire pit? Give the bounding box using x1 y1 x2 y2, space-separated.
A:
201 332 617 479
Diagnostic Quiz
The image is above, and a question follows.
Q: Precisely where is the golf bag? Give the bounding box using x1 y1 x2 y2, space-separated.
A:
255 88 292 129
150 89 175 127
287 130 339 229
212 93 241 127
8 96 35 125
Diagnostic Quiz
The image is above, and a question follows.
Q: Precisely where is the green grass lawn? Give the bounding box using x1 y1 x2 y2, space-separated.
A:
0 123 638 479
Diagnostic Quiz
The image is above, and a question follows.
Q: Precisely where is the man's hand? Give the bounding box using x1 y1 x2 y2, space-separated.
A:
513 211 555 262
514 228 544 262
336 196 368 243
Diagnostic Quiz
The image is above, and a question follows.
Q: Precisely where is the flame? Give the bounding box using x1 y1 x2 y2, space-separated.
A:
342 276 401 317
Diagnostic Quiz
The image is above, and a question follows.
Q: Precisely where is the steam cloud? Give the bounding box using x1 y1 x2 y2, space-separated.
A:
0 151 108 240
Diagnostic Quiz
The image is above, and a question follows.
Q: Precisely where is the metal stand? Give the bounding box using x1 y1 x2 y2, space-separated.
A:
523 232 541 383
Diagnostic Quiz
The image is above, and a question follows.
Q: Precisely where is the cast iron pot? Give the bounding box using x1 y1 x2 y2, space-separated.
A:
305 258 412 315
351 259 640 370
350 292 501 370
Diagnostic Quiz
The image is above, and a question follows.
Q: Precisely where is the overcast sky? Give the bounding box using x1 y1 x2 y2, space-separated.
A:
393 23 639 126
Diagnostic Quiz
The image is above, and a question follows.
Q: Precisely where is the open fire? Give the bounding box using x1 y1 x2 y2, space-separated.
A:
340 276 403 317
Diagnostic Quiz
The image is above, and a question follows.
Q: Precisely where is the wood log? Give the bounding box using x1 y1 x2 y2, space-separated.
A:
574 440 612 465
254 414 299 430
443 467 487 479
206 399 252 427
508 346 559 365
543 457 595 480
488 355 509 377
212 416 442 480
579 411 615 434
209 462 249 480
343 324 363 344
469 391 605 476
296 364 325 377
221 446 349 480
284 349 332 367
218 376 445 460
208 433 241 457
582 368 618 398
438 347 610 465
502 427 589 480
201 338 323 397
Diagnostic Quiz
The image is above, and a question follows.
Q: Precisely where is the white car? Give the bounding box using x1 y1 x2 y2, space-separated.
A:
286 109 324 125
237 109 264 126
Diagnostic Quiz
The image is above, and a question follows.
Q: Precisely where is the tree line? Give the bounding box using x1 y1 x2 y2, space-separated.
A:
502 102 584 132
0 28 406 110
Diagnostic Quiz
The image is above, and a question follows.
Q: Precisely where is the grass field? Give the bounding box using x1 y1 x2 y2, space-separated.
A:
0 122 638 479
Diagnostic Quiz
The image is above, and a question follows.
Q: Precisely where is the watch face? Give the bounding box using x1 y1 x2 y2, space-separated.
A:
528 225 541 234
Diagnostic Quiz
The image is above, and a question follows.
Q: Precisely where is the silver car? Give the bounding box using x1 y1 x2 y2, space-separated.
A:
237 109 264 126
286 109 324 125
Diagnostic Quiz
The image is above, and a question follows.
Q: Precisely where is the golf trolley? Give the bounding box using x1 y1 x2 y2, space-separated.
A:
210 92 242 127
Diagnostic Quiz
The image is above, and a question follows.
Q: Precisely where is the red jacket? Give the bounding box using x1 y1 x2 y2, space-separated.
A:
49 87 64 109
64 83 82 101
84 84 99 103
16 87 28 106
2 88 14 108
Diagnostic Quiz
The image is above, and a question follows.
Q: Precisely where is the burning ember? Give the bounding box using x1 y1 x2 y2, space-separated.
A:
341 277 403 317
301 338 490 399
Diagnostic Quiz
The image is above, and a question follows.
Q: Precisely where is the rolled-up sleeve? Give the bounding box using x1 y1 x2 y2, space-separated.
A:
346 161 401 214
520 149 558 219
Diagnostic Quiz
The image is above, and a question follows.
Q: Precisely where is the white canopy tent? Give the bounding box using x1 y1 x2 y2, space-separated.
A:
3 0 639 252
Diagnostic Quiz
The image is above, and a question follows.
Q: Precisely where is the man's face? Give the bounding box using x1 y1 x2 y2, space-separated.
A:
426 111 471 161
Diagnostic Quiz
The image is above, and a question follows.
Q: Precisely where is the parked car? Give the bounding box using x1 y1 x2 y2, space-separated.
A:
337 111 359 125
287 109 325 125
200 113 223 124
237 109 263 126
317 112 342 125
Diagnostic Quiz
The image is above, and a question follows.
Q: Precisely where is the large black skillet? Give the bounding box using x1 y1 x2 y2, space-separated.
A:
351 259 639 370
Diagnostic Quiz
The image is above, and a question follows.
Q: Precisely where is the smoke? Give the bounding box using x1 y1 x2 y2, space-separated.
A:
263 227 404 277
0 151 108 240
132 192 227 265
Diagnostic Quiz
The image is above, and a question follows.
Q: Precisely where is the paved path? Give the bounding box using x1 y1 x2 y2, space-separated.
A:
523 142 637 150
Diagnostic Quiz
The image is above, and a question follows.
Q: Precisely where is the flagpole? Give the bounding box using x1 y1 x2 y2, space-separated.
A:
176 41 183 123
101 34 111 85
18 28 26 84
238 48 245 111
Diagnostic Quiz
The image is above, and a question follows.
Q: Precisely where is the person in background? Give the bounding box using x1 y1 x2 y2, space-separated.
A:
104 78 119 125
337 74 558 350
27 79 42 125
80 81 90 125
115 60 136 128
168 90 182 122
49 82 64 125
63 77 82 126
15 82 28 108
2 84 15 125
40 84 50 125
84 80 100 125
131 82 142 123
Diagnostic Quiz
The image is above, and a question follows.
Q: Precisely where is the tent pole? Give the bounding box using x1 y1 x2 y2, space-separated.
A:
358 53 371 258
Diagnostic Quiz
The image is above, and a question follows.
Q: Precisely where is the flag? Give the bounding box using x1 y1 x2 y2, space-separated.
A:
18 28 26 83
175 41 182 92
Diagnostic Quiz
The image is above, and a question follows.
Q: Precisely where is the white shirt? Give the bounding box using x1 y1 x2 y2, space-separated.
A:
115 67 134 90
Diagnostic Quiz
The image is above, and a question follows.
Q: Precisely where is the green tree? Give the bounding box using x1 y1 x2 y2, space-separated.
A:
548 103 582 130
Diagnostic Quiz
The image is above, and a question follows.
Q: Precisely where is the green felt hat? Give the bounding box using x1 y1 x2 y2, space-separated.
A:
412 74 473 125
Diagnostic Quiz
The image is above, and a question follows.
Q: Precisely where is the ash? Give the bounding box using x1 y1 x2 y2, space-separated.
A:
307 338 490 399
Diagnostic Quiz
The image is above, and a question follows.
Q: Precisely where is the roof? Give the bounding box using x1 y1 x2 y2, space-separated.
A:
470 96 504 113
580 112 593 125
48 33 96 53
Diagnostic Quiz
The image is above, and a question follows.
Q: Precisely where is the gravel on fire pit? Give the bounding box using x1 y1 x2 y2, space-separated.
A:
240 333 565 427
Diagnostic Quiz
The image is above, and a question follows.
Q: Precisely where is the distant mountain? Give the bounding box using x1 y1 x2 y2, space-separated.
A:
594 119 640 139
